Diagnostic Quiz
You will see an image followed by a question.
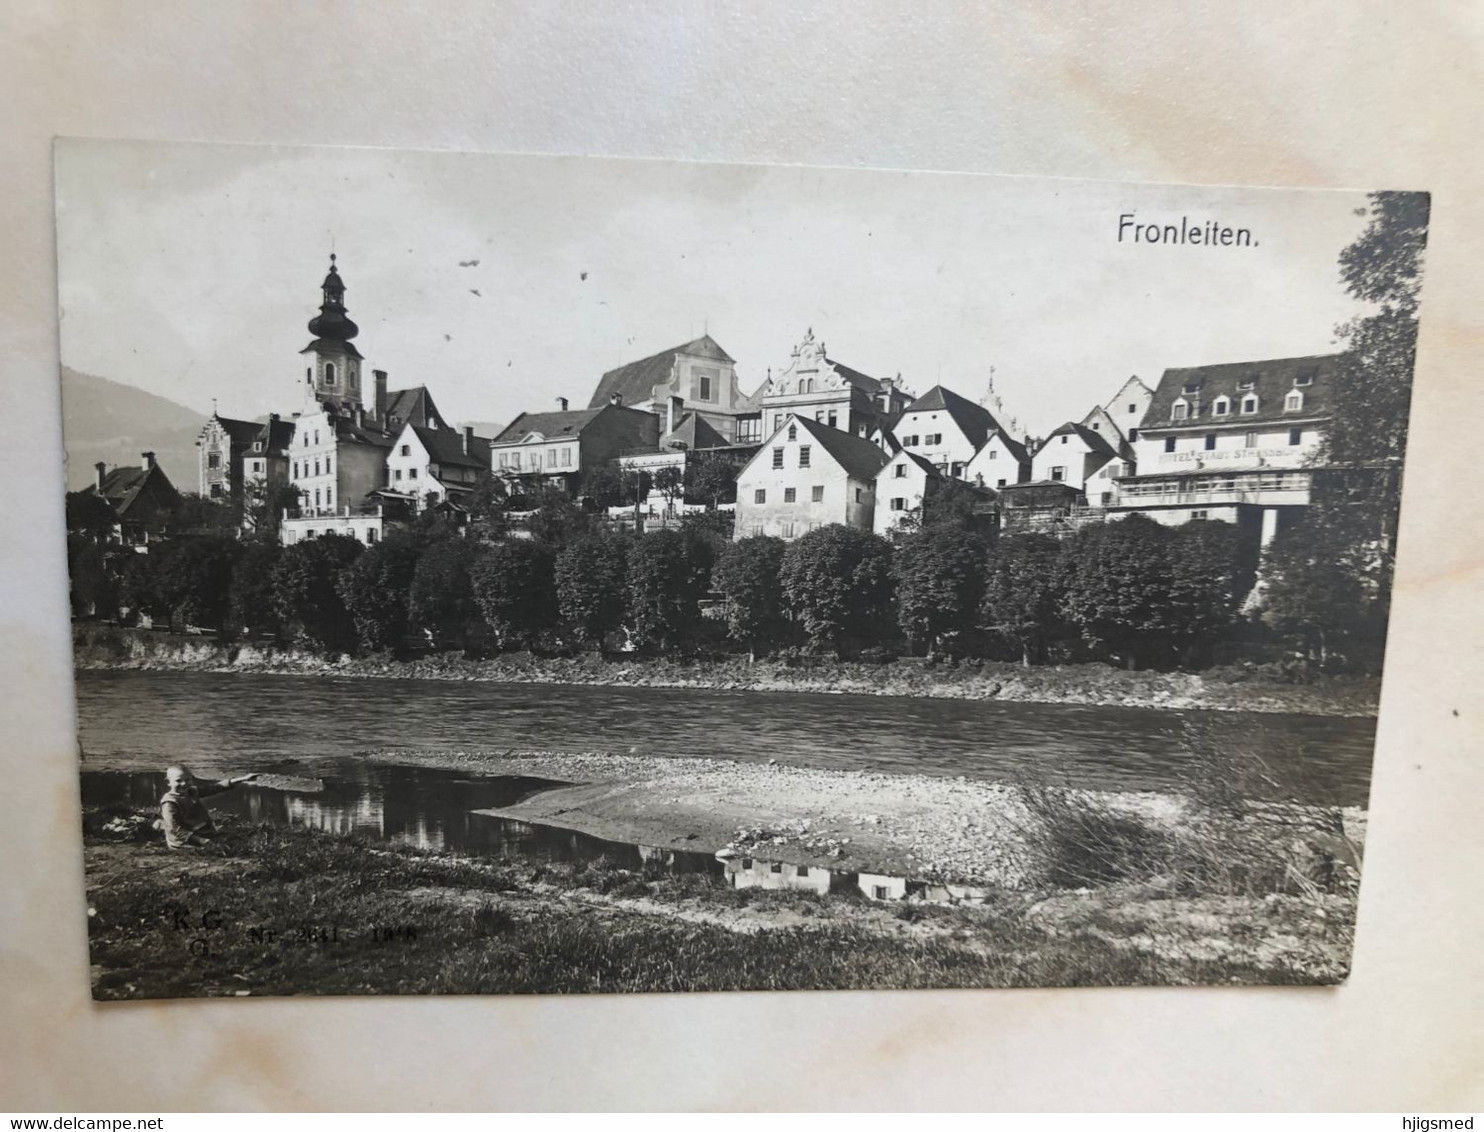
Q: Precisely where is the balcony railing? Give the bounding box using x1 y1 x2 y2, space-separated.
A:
283 503 386 521
1112 470 1311 508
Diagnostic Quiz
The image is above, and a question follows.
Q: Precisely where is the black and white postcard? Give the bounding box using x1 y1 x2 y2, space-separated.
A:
58 139 1427 998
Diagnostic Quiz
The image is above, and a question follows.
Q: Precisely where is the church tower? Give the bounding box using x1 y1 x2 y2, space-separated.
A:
301 254 364 416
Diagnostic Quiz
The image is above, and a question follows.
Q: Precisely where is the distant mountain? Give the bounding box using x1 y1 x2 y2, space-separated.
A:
61 368 206 492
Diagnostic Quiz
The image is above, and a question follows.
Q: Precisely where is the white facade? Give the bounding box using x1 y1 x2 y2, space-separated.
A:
733 414 882 540
963 432 1029 490
874 450 934 537
281 510 386 546
891 407 978 475
1029 427 1116 494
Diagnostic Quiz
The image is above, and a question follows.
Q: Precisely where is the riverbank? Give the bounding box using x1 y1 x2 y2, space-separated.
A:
73 625 1380 717
84 813 1358 998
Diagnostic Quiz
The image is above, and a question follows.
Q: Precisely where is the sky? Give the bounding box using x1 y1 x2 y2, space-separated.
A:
54 139 1375 436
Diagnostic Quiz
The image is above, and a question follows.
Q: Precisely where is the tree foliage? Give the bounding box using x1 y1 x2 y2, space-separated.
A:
555 531 630 648
271 534 362 651
626 528 708 652
684 457 738 509
66 490 119 541
67 536 117 619
714 535 790 659
408 536 480 649
150 535 241 632
980 533 1067 666
229 540 282 638
778 525 894 655
470 539 558 649
338 531 424 653
1263 506 1386 665
651 465 686 513
891 526 986 652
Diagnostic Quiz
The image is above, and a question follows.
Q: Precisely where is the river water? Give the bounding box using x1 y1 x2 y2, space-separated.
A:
74 670 1376 806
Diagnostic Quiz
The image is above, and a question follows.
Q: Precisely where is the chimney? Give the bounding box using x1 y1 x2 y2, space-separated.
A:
667 394 683 435
880 375 895 413
462 426 474 455
270 412 280 422
141 451 156 470
355 407 365 428
557 396 569 412
94 462 106 491
374 370 388 422
610 392 623 407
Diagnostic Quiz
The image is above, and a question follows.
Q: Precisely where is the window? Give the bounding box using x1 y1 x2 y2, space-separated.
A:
207 452 221 469
326 455 333 474
326 487 333 508
1238 377 1256 391
894 463 908 478
400 444 410 456
770 862 783 874
927 433 942 445
754 489 766 504
797 865 809 878
251 461 261 472
313 459 320 476
1183 382 1200 395
872 885 889 900
1245 431 1258 448
1241 396 1258 415
1164 437 1176 453
305 529 315 539
772 448 784 469
987 449 998 460
293 461 299 478
1289 427 1303 445
511 452 521 469
408 468 418 480
903 435 917 446
799 445 811 468
209 482 222 498
827 412 837 428
814 410 824 422
1296 369 1315 387
1203 434 1216 451
890 497 906 511
996 478 1007 488
324 362 336 383
697 370 714 400
784 487 796 503
367 528 378 544
811 485 824 502
1127 403 1137 413
314 489 321 506
772 413 783 432
1050 466 1066 482
787 424 797 441
1129 428 1139 442
1172 402 1188 421
394 469 403 481
1060 435 1068 444
1213 397 1230 417
1285 390 1304 411
855 487 864 502
1191 509 1209 520
800 378 813 393
741 858 753 870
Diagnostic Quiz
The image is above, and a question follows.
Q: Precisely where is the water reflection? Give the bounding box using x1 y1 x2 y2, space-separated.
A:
82 765 991 906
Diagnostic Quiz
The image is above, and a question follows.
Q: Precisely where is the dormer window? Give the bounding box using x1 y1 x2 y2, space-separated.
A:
1295 369 1315 387
1240 395 1259 415
1285 390 1305 412
1182 382 1200 395
1212 396 1231 417
1171 400 1189 422
1238 377 1257 391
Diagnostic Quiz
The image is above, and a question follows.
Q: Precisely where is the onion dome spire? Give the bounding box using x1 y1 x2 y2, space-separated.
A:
306 253 359 342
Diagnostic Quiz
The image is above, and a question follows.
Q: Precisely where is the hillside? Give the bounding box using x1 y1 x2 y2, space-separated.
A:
60 368 205 492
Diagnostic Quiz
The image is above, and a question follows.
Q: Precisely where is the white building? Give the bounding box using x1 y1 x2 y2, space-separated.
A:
733 413 888 539
752 328 913 443
891 384 1005 477
385 422 492 512
1112 353 1339 544
962 428 1031 491
586 335 757 443
1028 421 1125 498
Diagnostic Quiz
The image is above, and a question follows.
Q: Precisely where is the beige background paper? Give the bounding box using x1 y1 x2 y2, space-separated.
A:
2 1 1481 1111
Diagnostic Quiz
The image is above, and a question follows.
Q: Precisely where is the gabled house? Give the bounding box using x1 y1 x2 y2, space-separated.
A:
198 412 264 501
1028 421 1122 496
963 429 1031 491
1087 374 1155 444
733 414 888 539
242 414 296 495
891 385 1003 477
490 400 661 497
85 452 182 546
588 335 756 443
753 329 913 443
386 423 492 511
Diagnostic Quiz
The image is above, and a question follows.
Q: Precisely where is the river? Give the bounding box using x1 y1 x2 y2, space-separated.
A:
74 670 1376 807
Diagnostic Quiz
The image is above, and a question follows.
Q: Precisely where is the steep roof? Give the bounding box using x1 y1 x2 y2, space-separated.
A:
984 429 1029 466
91 463 180 518
255 416 296 454
492 406 604 445
902 385 1001 449
792 414 890 480
1041 421 1120 460
412 424 491 469
588 335 734 409
1142 354 1340 430
823 358 884 396
211 414 263 448
662 411 730 451
384 386 445 431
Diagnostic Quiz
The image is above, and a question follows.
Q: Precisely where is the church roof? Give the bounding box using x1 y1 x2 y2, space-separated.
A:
305 255 360 344
902 385 1002 449
588 335 734 409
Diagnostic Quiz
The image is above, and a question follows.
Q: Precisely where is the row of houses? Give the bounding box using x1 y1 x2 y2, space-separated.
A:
76 256 1340 556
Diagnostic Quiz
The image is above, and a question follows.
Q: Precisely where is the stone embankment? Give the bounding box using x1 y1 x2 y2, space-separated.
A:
73 624 1380 717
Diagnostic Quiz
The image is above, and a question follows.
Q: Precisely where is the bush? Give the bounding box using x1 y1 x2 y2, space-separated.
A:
779 525 894 657
892 526 986 654
555 531 630 648
338 531 423 653
470 540 558 649
271 534 363 651
713 535 789 659
1018 783 1180 889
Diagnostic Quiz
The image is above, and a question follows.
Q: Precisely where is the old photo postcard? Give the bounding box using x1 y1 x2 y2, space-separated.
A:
57 139 1427 998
